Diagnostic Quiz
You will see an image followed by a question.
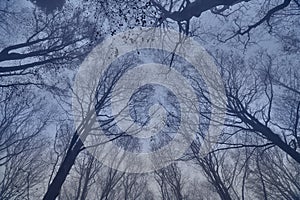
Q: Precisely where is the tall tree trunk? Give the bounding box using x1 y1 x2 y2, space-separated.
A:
43 134 83 200
80 157 94 200
240 113 300 164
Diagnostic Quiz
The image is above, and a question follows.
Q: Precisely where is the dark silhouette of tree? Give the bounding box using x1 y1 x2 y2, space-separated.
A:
149 0 298 35
0 86 51 200
30 0 66 14
0 7 94 79
154 163 185 200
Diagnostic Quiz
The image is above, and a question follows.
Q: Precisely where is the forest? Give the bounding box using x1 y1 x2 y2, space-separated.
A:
0 0 299 199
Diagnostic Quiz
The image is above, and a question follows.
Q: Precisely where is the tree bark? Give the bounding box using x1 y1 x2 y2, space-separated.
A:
43 134 83 200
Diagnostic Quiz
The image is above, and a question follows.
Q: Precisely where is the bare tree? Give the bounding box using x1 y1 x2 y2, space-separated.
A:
0 2 96 85
209 50 300 163
149 0 299 36
154 163 186 200
185 47 300 199
56 151 102 200
0 86 51 200
248 147 300 199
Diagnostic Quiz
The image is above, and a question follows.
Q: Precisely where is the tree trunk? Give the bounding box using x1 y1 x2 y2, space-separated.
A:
43 136 83 200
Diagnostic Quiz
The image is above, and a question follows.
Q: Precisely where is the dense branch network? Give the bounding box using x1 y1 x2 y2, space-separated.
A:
150 0 294 36
0 8 94 79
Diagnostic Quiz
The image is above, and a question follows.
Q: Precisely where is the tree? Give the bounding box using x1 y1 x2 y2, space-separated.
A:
249 147 300 199
0 6 94 80
149 0 298 36
0 86 51 200
154 163 186 200
218 50 300 163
